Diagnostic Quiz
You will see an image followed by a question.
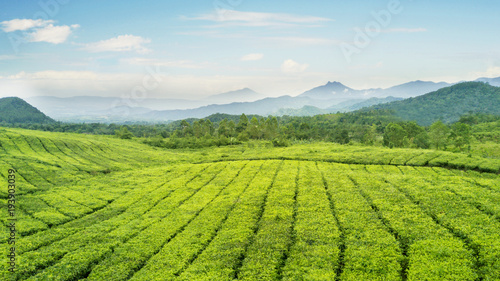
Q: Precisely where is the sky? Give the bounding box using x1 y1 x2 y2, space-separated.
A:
1 0 500 100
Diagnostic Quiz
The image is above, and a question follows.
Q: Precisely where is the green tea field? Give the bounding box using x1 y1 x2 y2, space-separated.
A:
1 127 499 280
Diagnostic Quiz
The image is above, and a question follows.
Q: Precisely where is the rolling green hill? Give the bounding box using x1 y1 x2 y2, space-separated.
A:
0 127 499 280
0 97 55 124
369 82 500 125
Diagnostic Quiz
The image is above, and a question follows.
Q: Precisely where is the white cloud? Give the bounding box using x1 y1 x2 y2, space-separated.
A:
471 66 500 79
241 53 263 61
1 18 78 44
1 19 53 32
84 35 151 54
29 24 79 44
281 59 309 74
187 10 333 27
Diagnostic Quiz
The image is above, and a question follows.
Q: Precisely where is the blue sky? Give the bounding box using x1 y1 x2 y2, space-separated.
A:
1 0 499 99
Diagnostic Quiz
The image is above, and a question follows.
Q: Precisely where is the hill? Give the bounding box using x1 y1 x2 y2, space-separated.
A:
0 97 55 124
369 82 500 125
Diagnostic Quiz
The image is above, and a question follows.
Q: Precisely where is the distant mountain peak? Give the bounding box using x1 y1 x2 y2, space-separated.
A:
222 87 256 94
206 88 263 104
298 81 355 100
325 81 349 88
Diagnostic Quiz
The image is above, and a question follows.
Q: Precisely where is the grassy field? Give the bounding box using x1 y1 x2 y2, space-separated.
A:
1 127 499 280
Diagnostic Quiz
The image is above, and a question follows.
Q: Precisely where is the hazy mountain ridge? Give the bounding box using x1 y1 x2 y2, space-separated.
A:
298 80 452 100
273 97 403 117
23 77 500 122
375 81 452 98
142 80 453 121
205 88 264 104
475 77 500 87
144 96 314 120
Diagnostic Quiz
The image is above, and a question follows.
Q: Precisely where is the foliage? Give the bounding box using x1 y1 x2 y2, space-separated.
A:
449 122 472 151
114 126 134 139
383 123 407 148
370 82 500 125
272 137 290 147
0 97 55 124
429 120 449 149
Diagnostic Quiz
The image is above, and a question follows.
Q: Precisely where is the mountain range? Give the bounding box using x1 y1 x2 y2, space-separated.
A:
23 76 500 122
3 81 499 127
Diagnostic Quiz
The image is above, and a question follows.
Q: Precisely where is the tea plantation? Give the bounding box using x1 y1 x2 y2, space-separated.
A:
1 127 499 280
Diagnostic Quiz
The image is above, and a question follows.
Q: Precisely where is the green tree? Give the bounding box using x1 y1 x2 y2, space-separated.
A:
429 121 449 150
180 120 192 137
449 122 471 151
206 120 215 136
264 117 279 140
297 122 311 140
247 117 261 139
362 124 378 145
193 121 203 138
401 122 429 148
217 119 229 137
228 120 236 137
115 126 134 139
236 114 249 133
383 123 406 148
334 128 350 144
414 132 430 149
402 122 425 140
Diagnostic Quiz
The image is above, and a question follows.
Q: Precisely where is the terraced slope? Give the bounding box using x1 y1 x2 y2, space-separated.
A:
0 127 499 280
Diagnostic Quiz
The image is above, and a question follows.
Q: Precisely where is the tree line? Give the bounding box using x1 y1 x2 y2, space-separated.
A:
2 108 497 152
138 111 498 151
